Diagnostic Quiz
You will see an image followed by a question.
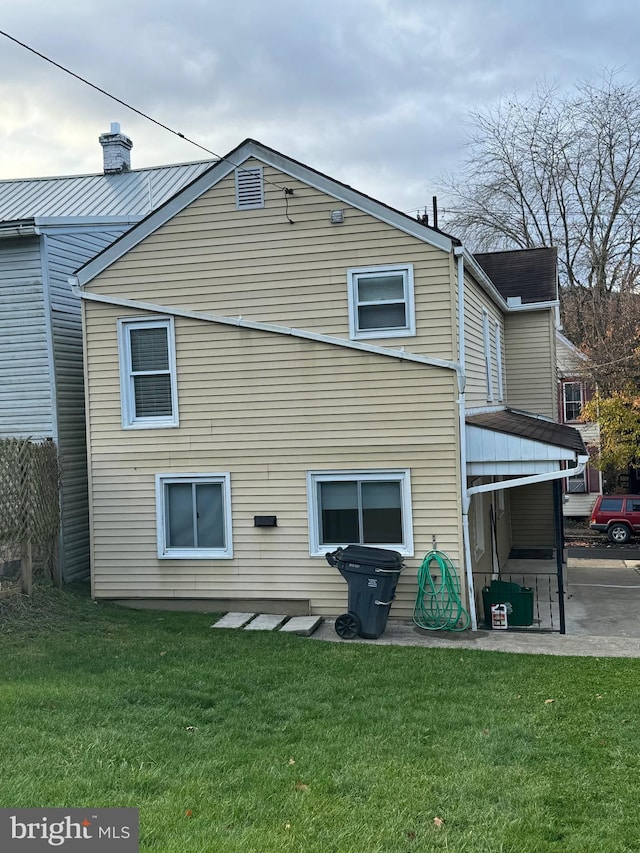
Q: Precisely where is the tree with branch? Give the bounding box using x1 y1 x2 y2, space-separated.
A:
441 71 640 393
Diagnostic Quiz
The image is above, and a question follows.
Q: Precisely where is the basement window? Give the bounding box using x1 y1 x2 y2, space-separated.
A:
156 473 233 559
307 469 414 556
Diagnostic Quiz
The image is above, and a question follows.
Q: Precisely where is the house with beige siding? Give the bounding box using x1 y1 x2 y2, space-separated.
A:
73 139 587 629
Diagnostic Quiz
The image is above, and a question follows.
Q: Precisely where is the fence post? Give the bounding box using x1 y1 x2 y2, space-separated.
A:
20 539 32 596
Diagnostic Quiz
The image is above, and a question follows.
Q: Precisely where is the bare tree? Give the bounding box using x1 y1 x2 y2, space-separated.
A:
441 72 640 298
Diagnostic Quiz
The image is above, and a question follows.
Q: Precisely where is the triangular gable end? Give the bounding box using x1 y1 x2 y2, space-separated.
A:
74 138 453 288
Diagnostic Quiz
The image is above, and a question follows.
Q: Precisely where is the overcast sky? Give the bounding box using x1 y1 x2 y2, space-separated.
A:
2 0 640 215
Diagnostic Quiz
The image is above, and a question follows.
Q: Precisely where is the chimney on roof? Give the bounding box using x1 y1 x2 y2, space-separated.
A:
99 122 132 174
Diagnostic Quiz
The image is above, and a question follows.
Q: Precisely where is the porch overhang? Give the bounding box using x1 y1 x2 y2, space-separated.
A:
465 408 588 477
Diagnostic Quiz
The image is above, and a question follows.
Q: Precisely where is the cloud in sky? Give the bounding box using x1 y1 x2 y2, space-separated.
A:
1 0 640 213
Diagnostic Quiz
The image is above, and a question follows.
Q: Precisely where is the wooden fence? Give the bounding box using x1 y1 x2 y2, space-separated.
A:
0 438 60 596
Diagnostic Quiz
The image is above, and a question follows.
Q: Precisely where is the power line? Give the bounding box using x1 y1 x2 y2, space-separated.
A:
0 28 291 193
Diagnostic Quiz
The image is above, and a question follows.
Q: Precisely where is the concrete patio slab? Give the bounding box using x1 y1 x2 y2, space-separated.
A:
211 612 256 629
244 614 288 631
279 615 323 636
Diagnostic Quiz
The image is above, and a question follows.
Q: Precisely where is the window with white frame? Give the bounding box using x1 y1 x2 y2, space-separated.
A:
483 309 493 401
347 265 415 339
155 474 233 558
118 317 178 428
567 470 587 494
563 381 584 422
494 320 504 401
307 470 414 555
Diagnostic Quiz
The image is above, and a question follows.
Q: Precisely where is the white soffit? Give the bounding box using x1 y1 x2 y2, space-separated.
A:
466 424 577 476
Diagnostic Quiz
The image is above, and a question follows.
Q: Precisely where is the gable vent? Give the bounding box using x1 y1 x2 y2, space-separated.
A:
235 166 264 210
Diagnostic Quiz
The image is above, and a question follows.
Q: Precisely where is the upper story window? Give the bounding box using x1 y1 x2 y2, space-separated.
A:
118 317 178 429
347 265 415 340
482 309 493 402
494 320 504 402
235 166 264 210
563 381 584 422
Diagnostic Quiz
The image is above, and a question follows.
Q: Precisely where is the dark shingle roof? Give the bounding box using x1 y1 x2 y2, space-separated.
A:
473 247 558 304
466 408 586 455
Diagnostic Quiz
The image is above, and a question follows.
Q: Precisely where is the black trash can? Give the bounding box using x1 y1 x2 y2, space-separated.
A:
326 545 404 639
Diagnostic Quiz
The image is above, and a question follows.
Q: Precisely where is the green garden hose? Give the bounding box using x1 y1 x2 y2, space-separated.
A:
413 550 470 632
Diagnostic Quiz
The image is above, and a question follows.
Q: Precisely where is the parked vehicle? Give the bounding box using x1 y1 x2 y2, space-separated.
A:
589 495 640 543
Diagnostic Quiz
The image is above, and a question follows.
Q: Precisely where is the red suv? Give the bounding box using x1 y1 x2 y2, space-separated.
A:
589 495 640 543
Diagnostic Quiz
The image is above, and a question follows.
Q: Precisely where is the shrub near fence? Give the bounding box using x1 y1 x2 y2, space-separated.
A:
0 438 60 596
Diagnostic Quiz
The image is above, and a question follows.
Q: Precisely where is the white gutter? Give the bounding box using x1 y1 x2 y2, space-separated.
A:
70 281 463 375
454 247 478 631
467 456 589 498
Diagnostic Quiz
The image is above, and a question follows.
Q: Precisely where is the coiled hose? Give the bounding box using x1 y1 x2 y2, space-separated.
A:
413 550 470 631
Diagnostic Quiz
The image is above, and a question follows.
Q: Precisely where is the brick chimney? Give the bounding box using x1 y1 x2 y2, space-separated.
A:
99 122 133 173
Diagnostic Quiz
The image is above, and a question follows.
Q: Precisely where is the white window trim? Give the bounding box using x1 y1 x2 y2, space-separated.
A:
566 468 588 494
155 473 233 559
483 308 493 402
562 381 584 422
306 468 414 557
494 320 504 402
118 316 179 429
346 264 416 340
235 166 264 210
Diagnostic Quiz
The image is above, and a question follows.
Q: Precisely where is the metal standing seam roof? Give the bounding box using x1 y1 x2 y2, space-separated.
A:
466 408 587 455
0 160 215 220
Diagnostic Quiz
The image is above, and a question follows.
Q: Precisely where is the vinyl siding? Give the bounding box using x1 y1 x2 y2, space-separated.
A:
43 227 129 581
84 305 462 617
0 237 53 438
462 272 505 407
504 310 557 418
510 481 555 548
86 161 457 363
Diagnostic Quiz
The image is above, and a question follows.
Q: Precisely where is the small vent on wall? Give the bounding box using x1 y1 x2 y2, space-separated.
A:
236 166 264 210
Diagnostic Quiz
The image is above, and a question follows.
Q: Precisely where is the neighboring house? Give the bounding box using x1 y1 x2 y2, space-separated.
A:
0 125 211 581
556 330 602 515
73 139 587 627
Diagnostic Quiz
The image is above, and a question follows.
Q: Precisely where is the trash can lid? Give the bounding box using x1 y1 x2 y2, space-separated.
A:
330 544 404 570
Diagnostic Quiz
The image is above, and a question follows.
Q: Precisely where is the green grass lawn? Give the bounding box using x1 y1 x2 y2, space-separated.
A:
1 587 639 852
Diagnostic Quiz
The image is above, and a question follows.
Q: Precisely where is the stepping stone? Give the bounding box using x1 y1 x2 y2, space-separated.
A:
244 614 288 631
279 616 323 636
211 612 257 629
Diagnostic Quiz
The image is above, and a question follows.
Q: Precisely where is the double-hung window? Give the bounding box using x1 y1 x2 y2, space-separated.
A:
307 470 413 556
118 317 178 428
347 265 415 339
156 473 233 559
563 382 584 422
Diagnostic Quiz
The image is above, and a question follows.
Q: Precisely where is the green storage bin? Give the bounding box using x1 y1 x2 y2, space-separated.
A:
482 579 534 628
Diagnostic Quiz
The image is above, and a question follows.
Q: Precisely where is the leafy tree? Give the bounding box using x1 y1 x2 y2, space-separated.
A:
581 393 640 474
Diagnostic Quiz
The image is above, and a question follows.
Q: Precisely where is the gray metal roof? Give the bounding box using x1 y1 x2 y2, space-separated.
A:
0 160 215 221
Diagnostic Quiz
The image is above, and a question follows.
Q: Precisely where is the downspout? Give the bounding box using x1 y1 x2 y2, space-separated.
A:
454 247 478 630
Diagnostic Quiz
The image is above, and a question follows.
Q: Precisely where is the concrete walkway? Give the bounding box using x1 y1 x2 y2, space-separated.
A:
311 619 640 657
310 557 640 658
